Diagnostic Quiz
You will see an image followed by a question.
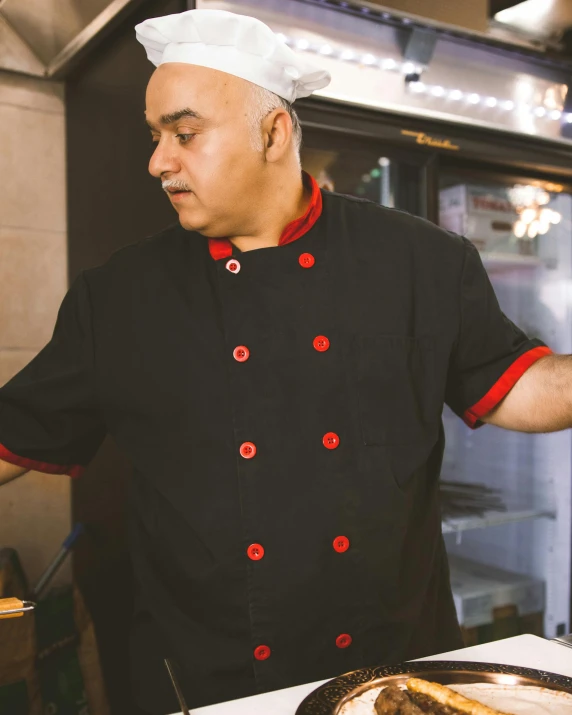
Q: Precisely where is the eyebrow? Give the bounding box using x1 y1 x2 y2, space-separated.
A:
145 108 204 129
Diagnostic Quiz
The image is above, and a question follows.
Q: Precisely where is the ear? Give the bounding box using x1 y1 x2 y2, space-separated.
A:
262 108 293 162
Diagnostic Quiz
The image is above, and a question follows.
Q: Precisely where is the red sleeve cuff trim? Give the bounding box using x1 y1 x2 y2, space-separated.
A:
463 345 553 428
0 443 84 478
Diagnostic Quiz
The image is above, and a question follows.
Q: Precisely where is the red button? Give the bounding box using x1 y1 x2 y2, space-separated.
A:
226 259 241 274
313 335 330 352
240 442 257 459
299 253 315 268
323 432 340 450
336 633 352 649
254 645 271 660
233 346 250 362
333 536 350 553
247 543 265 561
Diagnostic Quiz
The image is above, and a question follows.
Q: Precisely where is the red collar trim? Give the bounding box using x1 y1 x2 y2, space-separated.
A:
208 172 322 260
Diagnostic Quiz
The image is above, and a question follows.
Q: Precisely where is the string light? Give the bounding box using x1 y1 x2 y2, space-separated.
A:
509 185 562 240
402 62 418 75
277 32 566 121
381 58 397 70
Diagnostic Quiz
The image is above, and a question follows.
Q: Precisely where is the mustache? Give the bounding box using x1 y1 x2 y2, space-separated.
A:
162 179 191 192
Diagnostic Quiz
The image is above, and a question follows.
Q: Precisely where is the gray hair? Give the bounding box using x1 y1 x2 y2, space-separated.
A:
248 83 302 160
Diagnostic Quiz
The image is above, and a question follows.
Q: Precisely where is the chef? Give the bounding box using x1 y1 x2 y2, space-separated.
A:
0 7 569 714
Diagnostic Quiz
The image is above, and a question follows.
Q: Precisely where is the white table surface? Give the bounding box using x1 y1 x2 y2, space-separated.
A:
175 635 572 715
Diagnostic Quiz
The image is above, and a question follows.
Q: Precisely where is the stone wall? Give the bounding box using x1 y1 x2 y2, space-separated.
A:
0 70 71 588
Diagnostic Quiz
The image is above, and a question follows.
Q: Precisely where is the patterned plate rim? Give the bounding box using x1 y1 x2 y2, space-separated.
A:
295 660 572 715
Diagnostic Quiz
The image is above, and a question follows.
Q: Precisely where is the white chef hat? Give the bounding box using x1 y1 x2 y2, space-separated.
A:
135 9 331 103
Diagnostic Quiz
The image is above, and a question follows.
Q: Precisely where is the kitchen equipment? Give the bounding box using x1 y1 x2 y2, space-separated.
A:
32 523 84 600
0 598 35 619
553 634 572 649
164 658 191 715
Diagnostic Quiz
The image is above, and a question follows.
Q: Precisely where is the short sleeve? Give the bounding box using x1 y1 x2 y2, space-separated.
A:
445 238 552 428
0 272 106 477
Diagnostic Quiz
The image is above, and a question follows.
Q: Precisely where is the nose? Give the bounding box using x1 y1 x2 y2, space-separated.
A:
148 139 181 179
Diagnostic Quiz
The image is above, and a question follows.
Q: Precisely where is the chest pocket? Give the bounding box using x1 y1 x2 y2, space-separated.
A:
357 335 437 446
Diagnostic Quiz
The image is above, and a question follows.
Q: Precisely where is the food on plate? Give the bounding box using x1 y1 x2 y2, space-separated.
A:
373 685 424 714
373 679 512 715
407 678 512 714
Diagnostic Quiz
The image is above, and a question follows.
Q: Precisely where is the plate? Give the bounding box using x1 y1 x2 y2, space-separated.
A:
295 661 572 715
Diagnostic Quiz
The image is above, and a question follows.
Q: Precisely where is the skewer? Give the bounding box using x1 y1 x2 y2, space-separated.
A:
164 658 191 715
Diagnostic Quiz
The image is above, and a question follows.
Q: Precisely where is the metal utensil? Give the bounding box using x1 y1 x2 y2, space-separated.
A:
164 658 191 715
0 598 35 619
552 633 572 649
32 523 84 599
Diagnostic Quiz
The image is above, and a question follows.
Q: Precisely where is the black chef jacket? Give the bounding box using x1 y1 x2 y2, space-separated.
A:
0 174 551 712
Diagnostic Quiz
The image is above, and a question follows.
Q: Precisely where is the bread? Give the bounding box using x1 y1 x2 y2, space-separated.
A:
406 678 512 715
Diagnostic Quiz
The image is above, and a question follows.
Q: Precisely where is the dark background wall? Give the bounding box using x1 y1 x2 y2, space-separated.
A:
66 1 185 712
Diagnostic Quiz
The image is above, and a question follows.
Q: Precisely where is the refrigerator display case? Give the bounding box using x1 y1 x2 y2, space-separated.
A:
438 170 572 642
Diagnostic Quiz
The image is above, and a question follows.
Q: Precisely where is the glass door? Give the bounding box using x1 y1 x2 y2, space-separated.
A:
301 127 436 219
436 166 572 643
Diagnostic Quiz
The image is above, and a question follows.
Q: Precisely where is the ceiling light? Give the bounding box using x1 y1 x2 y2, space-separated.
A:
448 89 463 101
296 38 310 50
485 97 498 108
495 0 555 32
467 93 481 104
431 86 446 97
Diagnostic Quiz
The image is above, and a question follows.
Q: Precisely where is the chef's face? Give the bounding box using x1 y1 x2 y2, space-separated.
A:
146 63 268 236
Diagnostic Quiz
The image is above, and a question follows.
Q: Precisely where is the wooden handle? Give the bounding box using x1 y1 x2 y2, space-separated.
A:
0 597 25 619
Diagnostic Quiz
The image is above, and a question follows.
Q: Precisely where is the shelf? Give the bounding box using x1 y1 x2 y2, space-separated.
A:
442 508 556 534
